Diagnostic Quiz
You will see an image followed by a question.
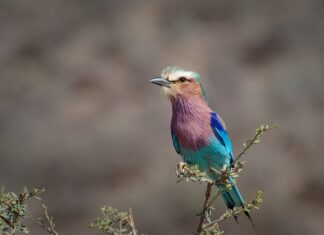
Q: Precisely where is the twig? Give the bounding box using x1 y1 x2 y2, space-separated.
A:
205 191 221 212
196 182 213 234
202 214 227 230
0 215 13 228
203 190 263 230
128 208 137 235
233 124 277 166
43 204 59 235
31 204 59 235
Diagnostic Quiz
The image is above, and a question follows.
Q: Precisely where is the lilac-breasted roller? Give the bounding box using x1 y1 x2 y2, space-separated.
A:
150 66 252 222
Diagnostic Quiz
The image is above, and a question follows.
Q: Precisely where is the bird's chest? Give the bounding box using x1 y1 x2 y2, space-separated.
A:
171 116 213 151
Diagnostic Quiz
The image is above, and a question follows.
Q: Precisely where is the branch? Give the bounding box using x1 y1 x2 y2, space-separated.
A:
31 204 59 235
0 187 45 234
175 162 213 184
202 214 227 230
205 191 221 214
0 215 13 228
203 191 263 230
196 182 213 234
89 206 138 235
233 124 277 166
127 209 137 235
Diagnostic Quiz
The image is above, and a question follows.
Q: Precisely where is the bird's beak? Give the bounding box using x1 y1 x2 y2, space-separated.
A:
150 77 170 87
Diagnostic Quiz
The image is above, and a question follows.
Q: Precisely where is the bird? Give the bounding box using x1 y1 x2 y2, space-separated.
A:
150 66 252 223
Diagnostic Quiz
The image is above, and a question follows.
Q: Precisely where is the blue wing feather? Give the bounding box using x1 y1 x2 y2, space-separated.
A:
171 131 181 155
210 112 234 163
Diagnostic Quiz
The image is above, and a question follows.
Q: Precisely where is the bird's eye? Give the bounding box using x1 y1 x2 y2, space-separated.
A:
179 77 186 82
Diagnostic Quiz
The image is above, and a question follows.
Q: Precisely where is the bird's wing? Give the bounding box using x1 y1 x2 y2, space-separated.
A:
210 112 234 164
171 131 181 155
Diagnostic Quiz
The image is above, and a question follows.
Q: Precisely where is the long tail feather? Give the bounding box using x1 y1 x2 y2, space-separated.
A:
244 212 255 227
218 178 254 226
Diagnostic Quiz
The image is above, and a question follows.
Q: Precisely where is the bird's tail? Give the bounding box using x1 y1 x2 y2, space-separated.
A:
218 177 254 226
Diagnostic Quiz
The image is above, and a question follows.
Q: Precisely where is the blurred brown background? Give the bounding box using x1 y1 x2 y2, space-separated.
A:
0 0 324 234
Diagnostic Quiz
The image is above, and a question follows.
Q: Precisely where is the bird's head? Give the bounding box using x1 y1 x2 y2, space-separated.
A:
150 66 208 102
